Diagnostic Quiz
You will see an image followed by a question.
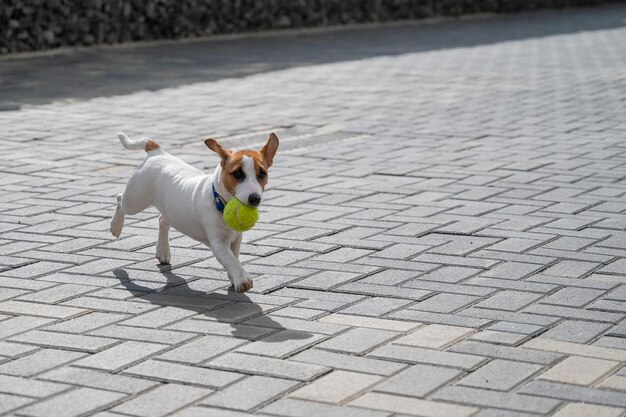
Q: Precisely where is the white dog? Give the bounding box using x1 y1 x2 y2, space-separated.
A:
110 132 279 292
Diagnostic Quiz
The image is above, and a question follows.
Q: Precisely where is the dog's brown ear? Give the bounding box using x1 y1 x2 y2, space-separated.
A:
260 133 279 168
204 138 231 167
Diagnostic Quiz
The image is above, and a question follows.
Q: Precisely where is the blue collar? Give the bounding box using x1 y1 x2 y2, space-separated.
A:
212 182 226 213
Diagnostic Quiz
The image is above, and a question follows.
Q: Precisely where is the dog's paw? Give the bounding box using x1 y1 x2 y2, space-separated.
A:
110 217 123 238
234 277 254 293
155 243 171 265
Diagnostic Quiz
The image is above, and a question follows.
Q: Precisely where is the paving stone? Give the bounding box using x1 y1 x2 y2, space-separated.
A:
200 302 279 323
171 406 260 417
541 287 606 307
0 341 38 358
368 344 485 370
73 341 168 372
16 284 98 304
44 312 129 333
372 243 427 260
16 387 126 417
481 262 545 280
542 261 600 278
316 327 399 354
312 247 373 262
388 309 491 328
458 359 543 391
417 266 482 284
9 330 117 353
270 306 325 320
0 300 86 319
0 349 85 376
524 338 626 362
466 276 558 294
552 403 625 417
597 374 626 391
318 313 418 331
393 324 474 349
593 336 626 349
432 386 561 414
235 329 325 358
111 384 212 417
62 296 158 314
474 410 539 417
469 330 527 346
0 316 56 339
519 380 626 408
599 259 626 275
450 340 563 365
402 279 495 297
290 348 407 376
156 335 246 364
244 315 347 335
338 297 413 317
522 304 624 323
474 290 543 311
290 271 362 290
0 374 70 397
0 393 33 414
120 306 199 328
206 352 329 381
460 307 559 326
542 320 611 343
349 392 478 417
373 364 461 397
538 356 619 386
89 324 196 345
123 359 241 388
261 398 389 417
39 367 158 394
200 375 299 411
408 293 480 313
166 318 275 340
3 261 68 278
289 370 382 403
338 282 432 300
358 269 418 285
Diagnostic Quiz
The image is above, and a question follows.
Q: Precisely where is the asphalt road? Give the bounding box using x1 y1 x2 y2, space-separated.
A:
1 4 625 110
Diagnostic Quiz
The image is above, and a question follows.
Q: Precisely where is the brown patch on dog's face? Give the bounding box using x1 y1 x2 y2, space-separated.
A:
205 134 279 200
221 150 268 195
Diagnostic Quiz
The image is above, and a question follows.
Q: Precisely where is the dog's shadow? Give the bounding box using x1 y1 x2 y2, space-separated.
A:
113 268 312 343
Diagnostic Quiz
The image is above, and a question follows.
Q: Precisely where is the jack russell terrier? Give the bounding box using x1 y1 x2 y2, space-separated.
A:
110 132 279 293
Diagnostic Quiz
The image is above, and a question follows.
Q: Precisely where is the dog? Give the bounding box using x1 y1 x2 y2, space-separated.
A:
110 132 279 293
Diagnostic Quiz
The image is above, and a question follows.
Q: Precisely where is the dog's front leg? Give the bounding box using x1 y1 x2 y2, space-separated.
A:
231 233 242 259
155 215 171 265
210 237 253 293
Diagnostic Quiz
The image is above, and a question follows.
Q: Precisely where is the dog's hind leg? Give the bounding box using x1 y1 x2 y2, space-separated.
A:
110 193 125 238
156 215 171 265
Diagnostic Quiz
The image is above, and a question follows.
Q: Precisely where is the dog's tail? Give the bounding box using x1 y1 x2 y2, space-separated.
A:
117 132 160 152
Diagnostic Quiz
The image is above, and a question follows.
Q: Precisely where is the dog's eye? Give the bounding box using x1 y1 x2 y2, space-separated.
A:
258 171 267 179
232 170 244 180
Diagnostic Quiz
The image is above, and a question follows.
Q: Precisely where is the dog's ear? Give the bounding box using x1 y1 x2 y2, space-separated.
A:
260 132 279 168
204 138 231 167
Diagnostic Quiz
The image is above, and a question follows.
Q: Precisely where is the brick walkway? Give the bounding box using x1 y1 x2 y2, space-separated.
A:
1 5 626 417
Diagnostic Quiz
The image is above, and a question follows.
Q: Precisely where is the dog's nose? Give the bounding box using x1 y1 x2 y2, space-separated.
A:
248 193 261 207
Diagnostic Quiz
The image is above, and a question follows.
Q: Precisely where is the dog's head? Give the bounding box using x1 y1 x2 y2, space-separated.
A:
204 133 279 207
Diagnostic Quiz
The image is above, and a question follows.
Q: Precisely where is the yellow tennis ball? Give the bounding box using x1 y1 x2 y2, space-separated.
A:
223 198 259 232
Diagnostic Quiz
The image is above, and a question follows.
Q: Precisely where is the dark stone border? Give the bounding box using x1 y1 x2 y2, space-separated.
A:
1 0 621 54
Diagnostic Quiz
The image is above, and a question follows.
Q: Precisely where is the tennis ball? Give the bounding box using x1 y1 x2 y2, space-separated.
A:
223 198 259 232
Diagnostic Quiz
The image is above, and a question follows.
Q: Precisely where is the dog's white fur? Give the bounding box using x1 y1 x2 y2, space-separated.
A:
111 132 277 292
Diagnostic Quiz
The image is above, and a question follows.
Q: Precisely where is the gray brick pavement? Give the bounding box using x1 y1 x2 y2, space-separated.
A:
1 4 626 416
